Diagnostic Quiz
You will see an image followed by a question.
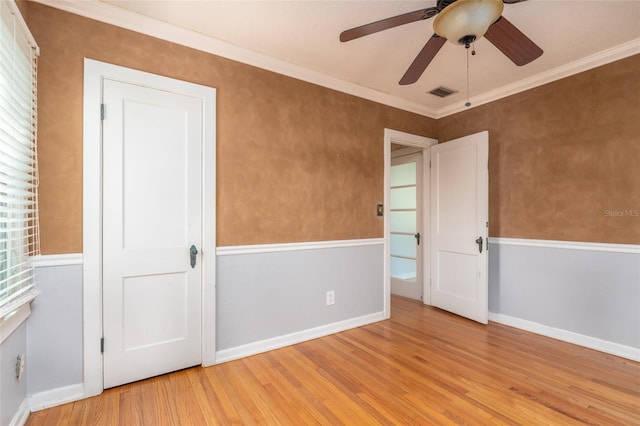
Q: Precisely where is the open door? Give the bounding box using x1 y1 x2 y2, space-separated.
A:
430 131 488 324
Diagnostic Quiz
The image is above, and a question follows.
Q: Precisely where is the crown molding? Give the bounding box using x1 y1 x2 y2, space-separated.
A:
31 0 438 118
436 37 640 118
32 1 640 120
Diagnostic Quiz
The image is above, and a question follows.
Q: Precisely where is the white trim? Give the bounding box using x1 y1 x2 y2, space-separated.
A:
488 237 640 254
9 399 30 426
383 129 438 315
82 58 104 398
0 289 40 344
489 312 640 363
215 311 386 364
31 0 435 118
31 2 640 120
0 303 30 344
216 238 384 256
83 59 217 395
435 38 640 118
30 253 83 268
384 129 438 148
28 383 84 412
201 73 217 367
7 0 40 55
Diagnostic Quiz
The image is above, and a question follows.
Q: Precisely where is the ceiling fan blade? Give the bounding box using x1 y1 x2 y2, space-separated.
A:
484 16 543 66
340 7 438 42
399 34 447 85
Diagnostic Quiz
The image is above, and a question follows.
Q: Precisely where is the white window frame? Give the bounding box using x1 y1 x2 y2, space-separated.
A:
0 0 41 343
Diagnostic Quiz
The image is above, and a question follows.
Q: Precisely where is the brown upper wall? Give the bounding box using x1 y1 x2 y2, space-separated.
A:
438 54 640 244
25 2 437 254
24 3 639 252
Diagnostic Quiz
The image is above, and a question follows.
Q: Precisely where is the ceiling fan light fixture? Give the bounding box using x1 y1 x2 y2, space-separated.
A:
433 0 504 45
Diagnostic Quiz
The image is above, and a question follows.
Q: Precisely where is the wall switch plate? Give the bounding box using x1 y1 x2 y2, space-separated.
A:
376 204 384 216
326 290 335 306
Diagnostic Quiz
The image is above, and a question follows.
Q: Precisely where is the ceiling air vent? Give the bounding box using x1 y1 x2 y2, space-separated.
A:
429 86 457 98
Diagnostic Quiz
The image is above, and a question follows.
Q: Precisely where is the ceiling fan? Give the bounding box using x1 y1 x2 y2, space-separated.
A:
340 0 543 85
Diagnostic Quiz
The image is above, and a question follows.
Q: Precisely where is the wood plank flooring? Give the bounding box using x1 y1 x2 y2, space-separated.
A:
27 296 640 425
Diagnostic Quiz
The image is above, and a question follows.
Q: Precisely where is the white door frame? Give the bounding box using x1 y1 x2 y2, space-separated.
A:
383 129 437 318
82 59 217 397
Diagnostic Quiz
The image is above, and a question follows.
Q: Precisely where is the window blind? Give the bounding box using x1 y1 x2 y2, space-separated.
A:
0 0 40 318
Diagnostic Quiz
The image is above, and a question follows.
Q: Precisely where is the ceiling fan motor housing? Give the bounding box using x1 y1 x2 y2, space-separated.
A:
433 0 504 44
460 34 477 48
437 0 458 11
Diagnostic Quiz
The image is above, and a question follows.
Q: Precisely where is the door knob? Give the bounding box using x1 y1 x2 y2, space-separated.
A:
414 232 421 246
475 237 483 254
190 245 198 268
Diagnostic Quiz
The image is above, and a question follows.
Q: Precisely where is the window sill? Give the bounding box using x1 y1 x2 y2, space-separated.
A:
0 288 41 345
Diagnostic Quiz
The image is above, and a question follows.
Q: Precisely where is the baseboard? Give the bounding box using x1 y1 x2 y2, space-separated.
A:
489 312 640 362
9 399 30 426
28 383 85 412
216 311 387 364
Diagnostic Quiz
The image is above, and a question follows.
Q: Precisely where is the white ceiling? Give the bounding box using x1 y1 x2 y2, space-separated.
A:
63 1 640 116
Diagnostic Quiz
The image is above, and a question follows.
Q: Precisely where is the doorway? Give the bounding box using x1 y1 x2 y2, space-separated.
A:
383 129 489 325
390 148 423 300
83 59 217 396
383 129 437 317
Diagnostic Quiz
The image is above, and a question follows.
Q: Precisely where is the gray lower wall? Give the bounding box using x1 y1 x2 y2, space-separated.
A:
216 244 384 350
27 264 83 395
489 242 640 349
0 321 27 426
24 243 384 398
22 240 637 402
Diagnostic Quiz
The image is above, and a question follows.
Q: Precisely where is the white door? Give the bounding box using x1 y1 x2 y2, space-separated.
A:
430 131 489 324
102 79 203 388
390 152 423 300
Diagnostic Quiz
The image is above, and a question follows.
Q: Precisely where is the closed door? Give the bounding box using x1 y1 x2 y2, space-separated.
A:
102 79 203 388
390 153 423 300
430 131 489 324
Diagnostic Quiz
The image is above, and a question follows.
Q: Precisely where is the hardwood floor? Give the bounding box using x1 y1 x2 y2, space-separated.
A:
27 296 640 425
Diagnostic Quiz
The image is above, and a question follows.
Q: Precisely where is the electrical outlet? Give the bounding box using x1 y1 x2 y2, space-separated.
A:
326 290 335 306
16 354 25 380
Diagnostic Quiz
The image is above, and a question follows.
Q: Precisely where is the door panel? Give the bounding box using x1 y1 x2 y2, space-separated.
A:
430 131 488 324
121 100 189 249
122 273 188 351
102 79 203 388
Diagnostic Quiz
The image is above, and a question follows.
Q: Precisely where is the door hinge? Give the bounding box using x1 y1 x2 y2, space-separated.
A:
100 104 105 120
100 337 104 353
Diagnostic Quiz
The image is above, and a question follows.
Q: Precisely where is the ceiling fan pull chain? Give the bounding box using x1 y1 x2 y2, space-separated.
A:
465 45 471 107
